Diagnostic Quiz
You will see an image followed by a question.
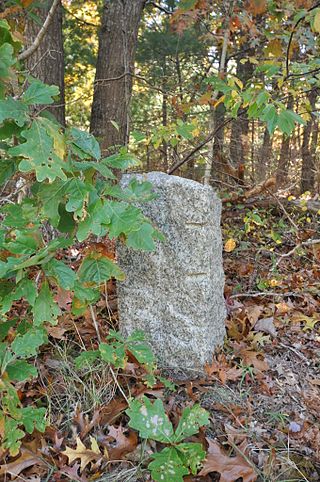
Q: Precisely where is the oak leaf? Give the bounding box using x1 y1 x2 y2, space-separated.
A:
0 447 45 478
101 425 138 460
199 438 257 481
62 436 102 471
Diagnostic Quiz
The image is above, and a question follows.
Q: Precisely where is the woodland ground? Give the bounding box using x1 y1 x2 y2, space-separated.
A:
1 196 320 482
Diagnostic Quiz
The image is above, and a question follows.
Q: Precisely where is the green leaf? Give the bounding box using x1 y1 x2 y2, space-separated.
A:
44 259 76 290
126 396 174 443
260 104 278 134
0 43 16 81
104 201 143 239
176 442 206 475
78 253 125 285
33 282 61 325
11 327 47 357
65 178 92 216
277 109 305 136
74 350 100 369
176 121 194 140
3 201 38 228
0 319 15 341
8 118 67 182
148 447 189 482
99 342 126 368
173 404 209 443
128 342 156 369
104 178 156 202
6 360 37 381
69 127 101 160
73 160 116 180
77 199 111 242
0 98 29 126
126 223 156 251
0 158 16 185
20 406 47 434
22 79 59 105
3 417 25 456
102 151 139 169
36 180 67 226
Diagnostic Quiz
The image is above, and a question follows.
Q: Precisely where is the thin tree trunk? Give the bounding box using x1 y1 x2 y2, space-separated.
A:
229 49 253 184
256 127 272 182
204 0 233 185
24 0 65 126
90 0 145 154
300 89 317 193
276 96 294 188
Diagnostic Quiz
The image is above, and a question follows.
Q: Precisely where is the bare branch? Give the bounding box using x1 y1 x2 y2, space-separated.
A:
18 0 61 62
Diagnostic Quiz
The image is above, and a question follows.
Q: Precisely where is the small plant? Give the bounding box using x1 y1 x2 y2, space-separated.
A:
0 20 162 455
126 396 209 482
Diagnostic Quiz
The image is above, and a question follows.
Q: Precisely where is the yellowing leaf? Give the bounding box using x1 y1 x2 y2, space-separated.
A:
266 39 283 57
62 436 102 472
313 10 320 32
224 238 236 252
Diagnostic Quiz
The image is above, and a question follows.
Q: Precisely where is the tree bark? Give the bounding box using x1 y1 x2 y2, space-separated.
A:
24 0 65 126
90 0 145 153
229 50 253 183
276 95 294 188
256 127 272 182
300 89 318 193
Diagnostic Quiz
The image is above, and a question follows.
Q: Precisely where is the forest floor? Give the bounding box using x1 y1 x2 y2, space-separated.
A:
1 197 320 482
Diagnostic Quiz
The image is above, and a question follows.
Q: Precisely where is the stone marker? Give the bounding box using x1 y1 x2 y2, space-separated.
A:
117 172 226 375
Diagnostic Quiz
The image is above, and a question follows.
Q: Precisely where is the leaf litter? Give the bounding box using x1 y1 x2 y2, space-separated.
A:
1 203 320 481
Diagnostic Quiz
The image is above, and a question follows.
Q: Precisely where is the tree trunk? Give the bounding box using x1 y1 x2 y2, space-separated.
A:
276 96 294 188
90 0 145 154
24 0 65 126
300 90 318 193
256 127 272 182
229 50 253 183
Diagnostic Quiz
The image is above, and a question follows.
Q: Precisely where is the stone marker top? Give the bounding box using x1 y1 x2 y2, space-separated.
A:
122 172 221 225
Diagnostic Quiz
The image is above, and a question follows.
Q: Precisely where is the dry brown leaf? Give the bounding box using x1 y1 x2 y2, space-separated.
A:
62 436 102 472
246 305 264 326
100 425 138 460
254 316 277 337
199 438 257 482
246 0 267 15
239 349 269 372
0 447 45 478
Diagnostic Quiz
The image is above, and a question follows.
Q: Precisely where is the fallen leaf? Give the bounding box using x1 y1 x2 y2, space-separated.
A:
99 425 138 460
254 316 277 337
246 305 264 326
57 462 89 482
224 238 236 252
199 438 257 481
240 349 269 372
62 436 102 472
0 447 46 478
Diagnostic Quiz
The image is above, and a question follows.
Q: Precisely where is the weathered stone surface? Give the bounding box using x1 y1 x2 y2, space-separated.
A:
117 172 226 375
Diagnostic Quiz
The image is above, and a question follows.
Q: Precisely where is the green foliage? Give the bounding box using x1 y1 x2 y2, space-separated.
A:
126 396 209 481
75 329 157 377
0 22 160 456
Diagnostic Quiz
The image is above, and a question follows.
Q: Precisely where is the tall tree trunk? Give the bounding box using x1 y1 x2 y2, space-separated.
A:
256 127 272 182
276 95 294 188
24 0 65 126
300 89 318 193
90 0 145 153
204 0 233 185
229 47 253 183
